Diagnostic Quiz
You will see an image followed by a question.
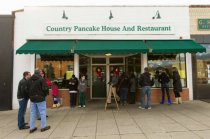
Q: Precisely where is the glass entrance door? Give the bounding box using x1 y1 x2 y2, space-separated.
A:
92 66 107 98
91 57 125 99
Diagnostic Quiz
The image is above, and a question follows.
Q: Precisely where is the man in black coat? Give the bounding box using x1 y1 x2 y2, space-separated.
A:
28 70 50 133
17 71 31 130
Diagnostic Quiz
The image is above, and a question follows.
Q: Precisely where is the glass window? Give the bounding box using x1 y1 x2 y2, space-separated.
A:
35 54 74 88
79 55 91 86
196 44 210 84
126 54 141 86
92 58 106 64
148 54 187 88
110 58 124 64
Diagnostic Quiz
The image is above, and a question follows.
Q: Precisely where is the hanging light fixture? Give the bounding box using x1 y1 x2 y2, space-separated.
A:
62 10 68 20
152 10 161 19
109 10 114 20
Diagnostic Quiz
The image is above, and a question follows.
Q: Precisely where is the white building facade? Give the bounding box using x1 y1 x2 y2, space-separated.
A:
13 6 201 109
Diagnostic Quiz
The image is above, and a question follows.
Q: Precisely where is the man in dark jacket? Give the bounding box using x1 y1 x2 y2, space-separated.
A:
139 67 154 109
28 70 50 133
17 71 31 130
69 74 79 108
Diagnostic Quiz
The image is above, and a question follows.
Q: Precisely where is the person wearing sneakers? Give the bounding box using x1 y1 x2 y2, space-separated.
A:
28 70 50 133
78 74 87 108
172 67 182 104
158 68 172 105
139 67 154 109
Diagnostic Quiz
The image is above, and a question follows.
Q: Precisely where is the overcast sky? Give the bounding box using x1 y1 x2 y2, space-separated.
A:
0 0 210 14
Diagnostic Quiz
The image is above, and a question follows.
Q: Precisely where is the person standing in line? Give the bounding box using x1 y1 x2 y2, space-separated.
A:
129 73 136 104
172 67 183 104
69 75 79 108
139 67 154 109
107 71 120 104
39 70 51 119
28 70 50 133
78 75 87 108
52 81 60 108
158 69 172 105
17 71 31 130
118 72 130 106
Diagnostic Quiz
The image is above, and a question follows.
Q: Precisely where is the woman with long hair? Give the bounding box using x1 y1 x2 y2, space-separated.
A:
172 67 182 104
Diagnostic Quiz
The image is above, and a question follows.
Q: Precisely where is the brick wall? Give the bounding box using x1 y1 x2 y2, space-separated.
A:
46 88 189 108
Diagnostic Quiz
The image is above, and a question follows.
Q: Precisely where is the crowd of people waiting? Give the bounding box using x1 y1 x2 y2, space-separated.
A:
17 66 182 133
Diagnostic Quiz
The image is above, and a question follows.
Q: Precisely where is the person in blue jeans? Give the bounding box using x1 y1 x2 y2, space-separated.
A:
139 67 154 109
28 70 50 133
17 71 31 130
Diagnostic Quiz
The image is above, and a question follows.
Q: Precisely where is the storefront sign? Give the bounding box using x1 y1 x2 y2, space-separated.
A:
43 23 174 35
198 19 210 30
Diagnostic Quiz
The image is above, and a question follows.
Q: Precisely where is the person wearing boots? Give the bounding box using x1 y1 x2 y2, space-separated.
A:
172 67 182 104
158 68 171 105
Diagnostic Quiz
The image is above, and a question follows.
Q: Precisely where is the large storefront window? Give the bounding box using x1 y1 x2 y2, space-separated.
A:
35 54 74 88
148 54 187 88
196 44 210 84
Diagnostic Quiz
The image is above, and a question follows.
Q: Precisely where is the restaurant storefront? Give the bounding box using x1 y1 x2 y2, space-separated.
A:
13 6 205 109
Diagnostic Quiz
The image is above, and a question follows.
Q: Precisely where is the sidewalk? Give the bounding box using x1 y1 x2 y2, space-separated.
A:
1 100 210 139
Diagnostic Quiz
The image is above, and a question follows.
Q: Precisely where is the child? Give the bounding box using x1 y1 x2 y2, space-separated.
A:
78 75 87 108
52 81 60 108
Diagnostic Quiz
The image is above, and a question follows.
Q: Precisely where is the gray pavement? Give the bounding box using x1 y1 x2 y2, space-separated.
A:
1 100 210 139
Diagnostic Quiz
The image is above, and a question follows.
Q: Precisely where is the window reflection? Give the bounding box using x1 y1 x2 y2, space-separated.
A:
35 54 74 88
126 54 141 87
79 55 90 86
148 54 187 88
196 44 210 84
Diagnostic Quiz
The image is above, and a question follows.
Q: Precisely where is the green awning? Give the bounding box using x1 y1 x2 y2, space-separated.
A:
16 40 74 54
146 40 206 54
75 40 148 54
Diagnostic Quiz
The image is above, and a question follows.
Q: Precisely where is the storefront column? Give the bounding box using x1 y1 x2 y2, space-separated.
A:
74 54 79 78
141 53 148 73
186 53 193 100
